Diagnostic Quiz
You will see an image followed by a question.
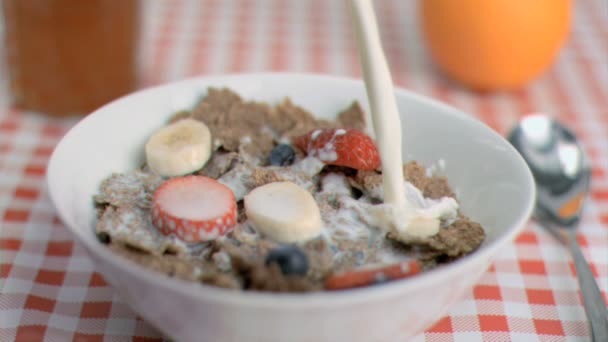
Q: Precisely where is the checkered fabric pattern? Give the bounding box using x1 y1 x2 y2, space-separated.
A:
1 0 606 341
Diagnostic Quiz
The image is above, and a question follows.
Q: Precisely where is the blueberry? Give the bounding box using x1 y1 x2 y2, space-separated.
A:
97 232 110 244
268 144 296 166
265 245 309 276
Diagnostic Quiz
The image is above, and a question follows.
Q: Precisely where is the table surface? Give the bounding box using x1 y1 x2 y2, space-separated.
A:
1 0 607 341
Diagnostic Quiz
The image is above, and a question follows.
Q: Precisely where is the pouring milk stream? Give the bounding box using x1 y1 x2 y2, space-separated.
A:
349 0 458 238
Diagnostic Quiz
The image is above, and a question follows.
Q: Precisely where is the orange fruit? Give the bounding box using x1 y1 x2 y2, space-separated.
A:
420 0 571 91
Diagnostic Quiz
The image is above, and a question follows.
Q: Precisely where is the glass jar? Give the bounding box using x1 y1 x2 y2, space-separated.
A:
1 0 140 116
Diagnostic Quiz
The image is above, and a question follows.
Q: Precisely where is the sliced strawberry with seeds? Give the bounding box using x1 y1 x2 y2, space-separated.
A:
294 128 381 171
324 260 421 290
151 175 237 243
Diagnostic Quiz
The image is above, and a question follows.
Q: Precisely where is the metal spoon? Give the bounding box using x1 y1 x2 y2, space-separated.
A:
508 114 608 341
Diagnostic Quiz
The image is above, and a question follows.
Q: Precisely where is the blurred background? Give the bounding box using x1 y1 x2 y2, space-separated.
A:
1 0 605 135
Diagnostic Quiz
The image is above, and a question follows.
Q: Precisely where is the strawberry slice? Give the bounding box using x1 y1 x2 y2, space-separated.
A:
324 260 421 290
151 175 237 243
294 128 381 171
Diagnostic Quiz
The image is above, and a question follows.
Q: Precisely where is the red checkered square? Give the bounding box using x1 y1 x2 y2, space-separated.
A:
526 289 556 305
80 302 113 318
427 316 452 333
1 238 22 250
33 146 54 158
515 232 539 244
592 167 605 179
577 235 589 247
24 294 56 312
600 214 608 225
35 269 66 286
88 273 108 287
41 125 68 138
45 241 73 257
3 209 30 222
534 319 565 335
474 285 502 301
15 325 47 342
73 333 104 342
1 264 12 278
478 315 509 332
519 260 547 275
0 120 18 132
14 187 40 200
24 164 46 177
592 189 608 201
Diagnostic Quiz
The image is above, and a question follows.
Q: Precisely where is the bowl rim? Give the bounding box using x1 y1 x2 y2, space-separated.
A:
47 72 535 309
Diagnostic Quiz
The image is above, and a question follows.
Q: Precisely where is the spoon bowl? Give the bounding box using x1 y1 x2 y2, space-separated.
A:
508 114 608 341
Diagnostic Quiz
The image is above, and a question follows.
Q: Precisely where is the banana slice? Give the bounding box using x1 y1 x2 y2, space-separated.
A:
244 181 322 243
145 118 212 177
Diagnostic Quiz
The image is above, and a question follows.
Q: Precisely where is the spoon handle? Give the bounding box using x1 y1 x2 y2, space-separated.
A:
564 229 608 341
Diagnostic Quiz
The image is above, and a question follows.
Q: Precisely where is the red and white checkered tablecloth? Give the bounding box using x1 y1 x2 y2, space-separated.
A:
1 0 607 341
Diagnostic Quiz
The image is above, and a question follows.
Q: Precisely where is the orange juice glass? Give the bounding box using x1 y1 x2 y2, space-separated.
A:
2 0 140 116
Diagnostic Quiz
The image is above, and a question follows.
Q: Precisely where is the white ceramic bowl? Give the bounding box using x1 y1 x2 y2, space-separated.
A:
47 73 535 342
